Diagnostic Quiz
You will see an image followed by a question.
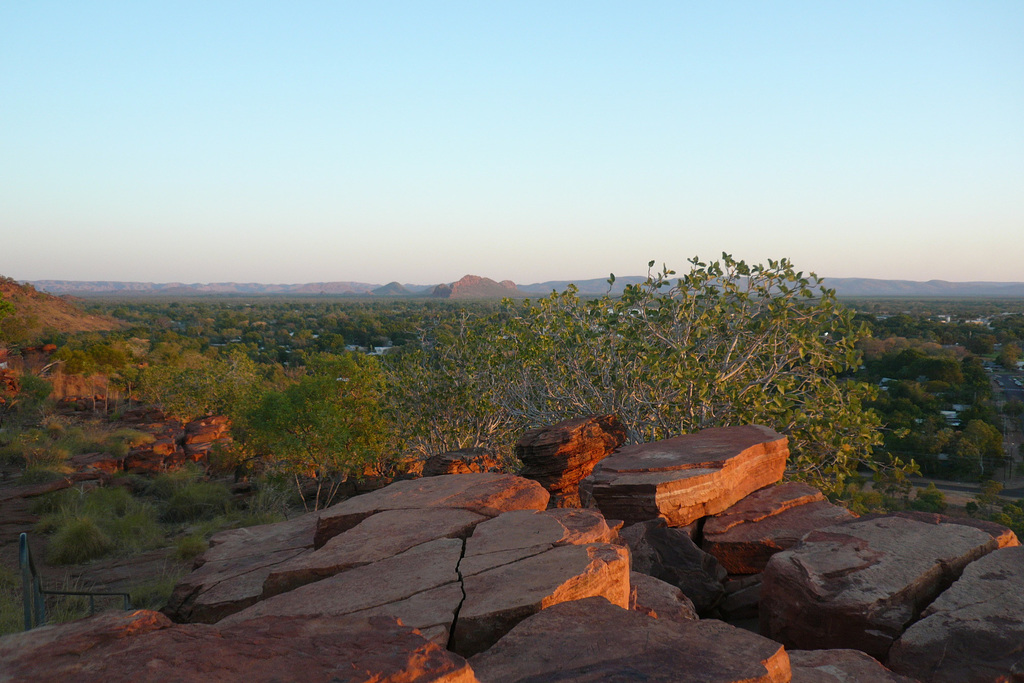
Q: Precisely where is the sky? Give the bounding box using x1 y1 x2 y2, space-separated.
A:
2 2 1022 285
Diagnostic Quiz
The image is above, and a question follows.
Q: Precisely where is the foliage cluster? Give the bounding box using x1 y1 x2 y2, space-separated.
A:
386 256 887 494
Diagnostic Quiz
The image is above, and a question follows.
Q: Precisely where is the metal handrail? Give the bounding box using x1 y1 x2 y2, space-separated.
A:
19 532 132 630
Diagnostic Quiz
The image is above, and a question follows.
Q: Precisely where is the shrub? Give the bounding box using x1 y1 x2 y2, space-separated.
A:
47 516 113 564
909 482 947 513
160 481 233 523
174 534 208 561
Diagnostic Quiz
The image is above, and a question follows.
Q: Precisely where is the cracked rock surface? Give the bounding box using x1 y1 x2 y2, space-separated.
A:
760 515 999 660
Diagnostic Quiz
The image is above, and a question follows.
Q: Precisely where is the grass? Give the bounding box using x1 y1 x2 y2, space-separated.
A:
129 568 187 611
35 486 165 564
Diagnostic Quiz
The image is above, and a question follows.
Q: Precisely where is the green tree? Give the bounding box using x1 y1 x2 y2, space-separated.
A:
139 351 261 422
387 255 888 494
999 342 1021 370
241 352 386 510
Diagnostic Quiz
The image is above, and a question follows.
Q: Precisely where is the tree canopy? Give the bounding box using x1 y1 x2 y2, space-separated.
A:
386 255 888 494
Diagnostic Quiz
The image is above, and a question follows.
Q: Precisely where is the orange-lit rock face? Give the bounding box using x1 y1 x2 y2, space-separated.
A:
314 473 550 548
0 610 479 683
581 425 789 527
469 597 791 683
516 414 626 508
703 482 856 575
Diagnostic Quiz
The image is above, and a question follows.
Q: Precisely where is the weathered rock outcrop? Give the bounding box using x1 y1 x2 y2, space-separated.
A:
314 473 549 547
887 545 1024 683
580 425 788 527
469 597 791 683
163 512 318 624
628 571 699 622
760 515 999 660
703 482 856 574
222 537 466 645
789 649 918 682
515 414 626 507
422 448 502 477
861 510 1019 549
0 609 478 682
620 517 727 614
262 508 485 598
452 508 630 656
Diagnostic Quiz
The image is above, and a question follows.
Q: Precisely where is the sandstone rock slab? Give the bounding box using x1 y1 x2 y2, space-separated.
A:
789 649 918 683
860 510 1019 549
760 515 998 660
703 482 856 574
314 473 549 547
163 512 318 623
580 424 788 527
469 596 790 683
0 609 478 682
263 507 485 598
452 543 630 657
620 517 726 614
422 448 502 477
516 414 626 507
628 571 698 622
887 545 1024 683
221 537 465 643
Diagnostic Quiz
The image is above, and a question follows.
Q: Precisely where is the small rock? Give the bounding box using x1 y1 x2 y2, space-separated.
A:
629 571 699 622
422 448 502 477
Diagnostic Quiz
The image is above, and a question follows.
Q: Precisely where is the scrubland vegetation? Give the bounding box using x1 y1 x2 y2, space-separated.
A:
2 257 1024 631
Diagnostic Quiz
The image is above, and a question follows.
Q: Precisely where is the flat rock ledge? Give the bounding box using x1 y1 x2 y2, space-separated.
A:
703 482 857 575
469 596 791 683
580 424 788 527
788 649 918 683
314 473 550 547
887 545 1024 683
760 514 999 660
0 609 478 683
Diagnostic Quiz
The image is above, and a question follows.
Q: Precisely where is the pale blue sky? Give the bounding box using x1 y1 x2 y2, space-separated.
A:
2 2 1022 284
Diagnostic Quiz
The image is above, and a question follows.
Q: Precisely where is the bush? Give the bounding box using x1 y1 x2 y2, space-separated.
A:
47 516 113 564
174 534 208 561
160 481 233 523
909 483 947 513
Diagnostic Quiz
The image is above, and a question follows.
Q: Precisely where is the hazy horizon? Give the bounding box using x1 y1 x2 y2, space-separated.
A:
3 3 1022 284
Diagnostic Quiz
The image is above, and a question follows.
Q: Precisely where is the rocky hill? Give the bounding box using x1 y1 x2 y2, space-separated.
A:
431 275 522 299
5 418 1019 681
0 277 123 341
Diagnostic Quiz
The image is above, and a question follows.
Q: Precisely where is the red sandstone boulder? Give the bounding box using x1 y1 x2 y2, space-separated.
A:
469 597 791 683
221 538 465 645
620 517 726 614
0 609 478 682
314 473 549 547
760 515 999 660
628 571 699 622
451 509 630 656
860 510 1019 549
422 448 502 477
703 482 856 574
163 512 318 624
516 414 626 507
887 545 1024 683
580 425 788 527
262 507 485 598
789 649 918 682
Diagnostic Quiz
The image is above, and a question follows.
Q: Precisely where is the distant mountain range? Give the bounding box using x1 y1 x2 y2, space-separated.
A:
25 276 1024 299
